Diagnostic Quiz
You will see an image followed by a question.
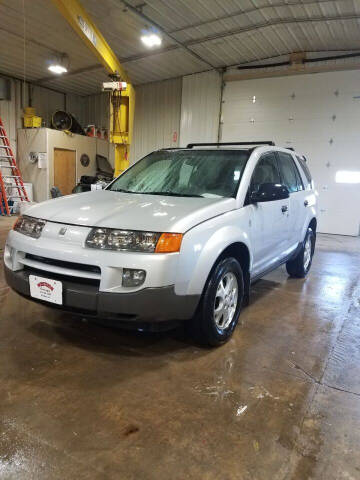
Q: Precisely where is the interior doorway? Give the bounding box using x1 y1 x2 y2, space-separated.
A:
54 148 76 196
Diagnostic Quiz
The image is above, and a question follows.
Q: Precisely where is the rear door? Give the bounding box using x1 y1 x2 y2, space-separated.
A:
276 151 306 246
248 152 290 276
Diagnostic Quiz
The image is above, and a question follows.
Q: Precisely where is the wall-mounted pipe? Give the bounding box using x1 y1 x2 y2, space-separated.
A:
236 52 360 71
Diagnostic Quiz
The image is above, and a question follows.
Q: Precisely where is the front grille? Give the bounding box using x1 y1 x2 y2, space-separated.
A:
23 266 100 286
25 254 101 275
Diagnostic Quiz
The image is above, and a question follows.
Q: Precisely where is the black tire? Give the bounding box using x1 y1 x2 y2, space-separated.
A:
189 257 244 347
286 228 315 278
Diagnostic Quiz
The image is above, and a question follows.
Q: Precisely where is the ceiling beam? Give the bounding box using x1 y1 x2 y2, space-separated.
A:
0 26 60 55
116 0 216 69
184 14 360 47
121 45 179 63
168 0 344 34
224 61 360 82
116 13 360 66
36 64 103 84
0 70 77 96
51 0 130 81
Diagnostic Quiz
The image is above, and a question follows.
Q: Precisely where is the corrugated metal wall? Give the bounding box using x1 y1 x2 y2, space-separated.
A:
131 78 182 163
66 93 86 127
31 86 65 127
1 71 220 173
180 70 222 147
0 79 21 152
82 79 183 164
82 93 109 131
0 77 86 154
82 72 222 163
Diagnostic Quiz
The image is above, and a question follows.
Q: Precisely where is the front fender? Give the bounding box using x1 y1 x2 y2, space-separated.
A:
174 210 252 296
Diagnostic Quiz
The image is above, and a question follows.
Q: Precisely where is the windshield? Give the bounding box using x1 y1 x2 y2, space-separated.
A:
108 149 249 198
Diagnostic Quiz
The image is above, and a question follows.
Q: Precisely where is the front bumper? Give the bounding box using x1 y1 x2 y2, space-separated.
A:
5 227 180 294
5 266 200 322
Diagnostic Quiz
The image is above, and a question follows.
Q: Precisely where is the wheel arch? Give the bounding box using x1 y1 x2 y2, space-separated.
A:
177 224 253 297
217 242 250 277
212 242 251 304
195 241 251 304
309 217 317 235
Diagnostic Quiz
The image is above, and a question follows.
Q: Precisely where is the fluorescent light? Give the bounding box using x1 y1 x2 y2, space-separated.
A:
252 95 256 103
48 64 67 74
48 53 69 75
141 33 162 48
335 170 360 184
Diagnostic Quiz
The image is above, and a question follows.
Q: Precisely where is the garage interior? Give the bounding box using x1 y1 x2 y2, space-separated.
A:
1 0 360 478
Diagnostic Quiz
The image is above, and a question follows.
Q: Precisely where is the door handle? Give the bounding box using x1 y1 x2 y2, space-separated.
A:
304 200 309 207
281 205 288 213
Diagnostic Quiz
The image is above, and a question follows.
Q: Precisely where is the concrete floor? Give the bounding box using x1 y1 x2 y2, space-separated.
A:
1 217 360 480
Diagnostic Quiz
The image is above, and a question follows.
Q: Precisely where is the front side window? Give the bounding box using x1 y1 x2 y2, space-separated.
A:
108 149 250 198
251 153 281 192
277 152 303 193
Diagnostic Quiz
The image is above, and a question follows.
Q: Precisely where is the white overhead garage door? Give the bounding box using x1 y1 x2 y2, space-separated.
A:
221 70 360 236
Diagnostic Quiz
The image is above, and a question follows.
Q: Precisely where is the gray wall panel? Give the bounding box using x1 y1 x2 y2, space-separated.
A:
131 78 182 163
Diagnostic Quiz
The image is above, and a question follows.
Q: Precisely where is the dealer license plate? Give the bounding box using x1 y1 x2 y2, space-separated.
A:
29 275 63 305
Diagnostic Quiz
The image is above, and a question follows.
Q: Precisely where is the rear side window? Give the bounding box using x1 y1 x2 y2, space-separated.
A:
277 152 303 193
251 152 281 192
296 155 312 188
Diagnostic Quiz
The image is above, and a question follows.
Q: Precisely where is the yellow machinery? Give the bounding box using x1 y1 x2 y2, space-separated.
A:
23 107 42 128
52 0 135 176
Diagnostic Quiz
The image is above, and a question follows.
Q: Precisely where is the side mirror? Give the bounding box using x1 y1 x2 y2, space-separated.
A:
250 183 289 203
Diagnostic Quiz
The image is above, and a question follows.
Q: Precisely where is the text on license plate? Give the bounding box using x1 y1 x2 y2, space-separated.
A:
29 275 63 305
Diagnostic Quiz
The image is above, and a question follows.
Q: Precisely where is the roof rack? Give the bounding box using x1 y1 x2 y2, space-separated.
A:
186 141 275 148
159 147 184 151
285 147 295 151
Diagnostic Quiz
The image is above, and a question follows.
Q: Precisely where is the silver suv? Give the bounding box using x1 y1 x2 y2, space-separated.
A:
4 141 317 346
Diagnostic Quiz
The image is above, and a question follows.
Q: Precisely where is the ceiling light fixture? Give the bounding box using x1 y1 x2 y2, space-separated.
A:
48 53 69 75
48 64 67 74
141 33 162 48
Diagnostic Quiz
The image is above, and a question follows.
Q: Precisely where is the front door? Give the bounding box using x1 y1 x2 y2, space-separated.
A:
54 148 76 196
248 152 290 277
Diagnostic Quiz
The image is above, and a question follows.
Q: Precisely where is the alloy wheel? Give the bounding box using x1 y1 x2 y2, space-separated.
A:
303 236 312 270
213 272 239 330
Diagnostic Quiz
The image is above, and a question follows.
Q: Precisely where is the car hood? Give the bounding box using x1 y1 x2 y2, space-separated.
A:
25 190 236 233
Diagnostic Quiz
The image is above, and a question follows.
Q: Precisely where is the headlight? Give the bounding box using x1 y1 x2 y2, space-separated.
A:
13 216 46 239
86 228 160 252
85 228 183 253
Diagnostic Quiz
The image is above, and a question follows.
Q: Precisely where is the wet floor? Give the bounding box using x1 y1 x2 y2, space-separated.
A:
0 217 360 479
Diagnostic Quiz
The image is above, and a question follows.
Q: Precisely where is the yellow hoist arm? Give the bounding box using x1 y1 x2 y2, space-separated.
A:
51 0 135 176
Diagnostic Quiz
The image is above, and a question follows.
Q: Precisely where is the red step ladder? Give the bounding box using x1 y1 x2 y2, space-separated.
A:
0 117 29 215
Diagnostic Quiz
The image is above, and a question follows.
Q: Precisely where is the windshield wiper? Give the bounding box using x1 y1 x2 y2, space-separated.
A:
141 191 203 198
112 188 203 197
113 188 140 194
